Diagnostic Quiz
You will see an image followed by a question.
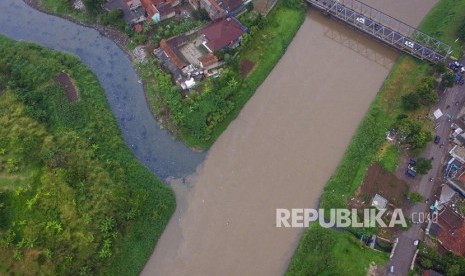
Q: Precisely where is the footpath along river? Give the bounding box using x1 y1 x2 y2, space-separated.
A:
0 0 437 274
142 0 437 275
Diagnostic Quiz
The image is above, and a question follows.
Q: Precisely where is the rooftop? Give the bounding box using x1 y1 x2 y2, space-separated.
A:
450 145 465 163
218 0 243 12
371 193 388 210
201 17 246 52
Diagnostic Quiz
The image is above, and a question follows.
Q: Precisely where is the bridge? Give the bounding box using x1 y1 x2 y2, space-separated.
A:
306 0 452 63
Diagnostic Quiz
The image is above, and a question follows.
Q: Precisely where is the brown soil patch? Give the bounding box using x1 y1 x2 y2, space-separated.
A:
358 164 409 208
53 72 79 102
239 58 255 77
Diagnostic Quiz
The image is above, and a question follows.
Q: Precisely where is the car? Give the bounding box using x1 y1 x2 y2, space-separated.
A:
406 169 416 178
434 135 441 144
408 164 416 172
409 159 416 166
356 17 365 24
404 40 414 48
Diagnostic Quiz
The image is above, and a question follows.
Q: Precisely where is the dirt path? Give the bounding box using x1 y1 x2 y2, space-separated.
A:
142 1 437 275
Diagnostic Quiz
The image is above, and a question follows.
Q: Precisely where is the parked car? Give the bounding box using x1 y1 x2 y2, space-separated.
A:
434 135 441 144
409 159 416 166
406 169 416 178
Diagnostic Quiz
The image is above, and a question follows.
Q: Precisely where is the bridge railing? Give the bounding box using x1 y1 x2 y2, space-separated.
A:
308 0 452 63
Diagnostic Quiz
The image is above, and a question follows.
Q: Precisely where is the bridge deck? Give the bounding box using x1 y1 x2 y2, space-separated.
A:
306 0 452 63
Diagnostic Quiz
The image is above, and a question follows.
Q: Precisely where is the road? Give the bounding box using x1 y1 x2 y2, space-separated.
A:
387 67 465 275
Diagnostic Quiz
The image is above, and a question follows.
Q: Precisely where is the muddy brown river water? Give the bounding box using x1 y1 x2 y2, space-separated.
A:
143 1 437 275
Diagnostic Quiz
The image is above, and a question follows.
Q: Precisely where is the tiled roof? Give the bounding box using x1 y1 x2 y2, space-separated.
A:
219 0 242 11
141 0 158 17
198 53 219 68
159 37 187 69
201 17 245 52
439 222 465 256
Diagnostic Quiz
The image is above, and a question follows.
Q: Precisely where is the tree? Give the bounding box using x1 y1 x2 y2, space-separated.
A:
410 130 432 150
83 0 104 17
434 62 447 75
417 83 438 106
402 92 420 111
416 157 432 174
440 71 455 89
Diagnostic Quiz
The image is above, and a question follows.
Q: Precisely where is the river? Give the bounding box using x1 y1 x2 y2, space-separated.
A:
142 0 437 275
0 0 437 275
0 0 205 180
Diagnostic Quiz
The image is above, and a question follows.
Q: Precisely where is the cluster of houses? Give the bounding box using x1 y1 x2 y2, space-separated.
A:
104 0 250 88
155 16 247 88
425 105 465 257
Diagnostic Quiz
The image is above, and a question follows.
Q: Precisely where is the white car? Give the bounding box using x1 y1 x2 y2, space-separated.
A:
404 40 414 48
356 17 365 24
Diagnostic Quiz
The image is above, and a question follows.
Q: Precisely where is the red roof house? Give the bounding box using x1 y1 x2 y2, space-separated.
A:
201 17 246 52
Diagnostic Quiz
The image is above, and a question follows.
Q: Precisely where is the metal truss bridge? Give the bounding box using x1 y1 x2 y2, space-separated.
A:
306 0 452 63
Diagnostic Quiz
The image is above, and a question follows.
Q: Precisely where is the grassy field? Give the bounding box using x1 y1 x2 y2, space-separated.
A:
287 224 388 275
0 36 174 275
418 0 465 57
287 0 465 274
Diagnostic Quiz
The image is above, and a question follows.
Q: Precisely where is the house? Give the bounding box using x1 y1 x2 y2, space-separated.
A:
429 206 465 256
200 0 226 20
200 17 247 52
155 35 190 82
450 145 465 164
157 3 176 21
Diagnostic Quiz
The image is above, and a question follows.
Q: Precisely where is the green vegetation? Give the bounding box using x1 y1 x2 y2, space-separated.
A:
408 192 425 203
144 2 306 149
288 0 465 274
100 9 126 30
0 36 174 275
419 0 465 57
287 224 388 275
150 18 206 46
376 144 400 172
440 71 456 89
40 0 96 24
418 244 465 275
415 157 433 174
402 76 438 111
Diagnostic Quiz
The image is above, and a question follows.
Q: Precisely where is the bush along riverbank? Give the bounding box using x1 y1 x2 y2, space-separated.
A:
287 0 465 274
0 36 175 275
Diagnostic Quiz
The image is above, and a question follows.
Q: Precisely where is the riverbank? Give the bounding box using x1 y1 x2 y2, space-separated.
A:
287 0 465 274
